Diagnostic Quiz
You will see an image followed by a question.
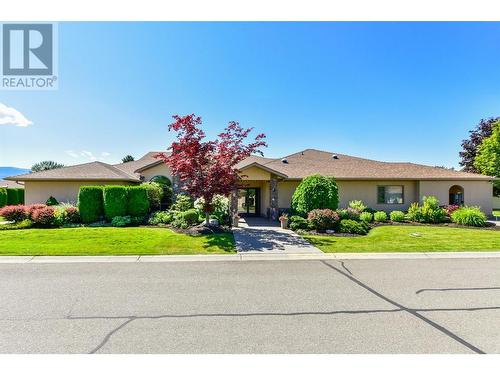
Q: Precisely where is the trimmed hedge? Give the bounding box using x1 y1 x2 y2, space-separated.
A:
103 186 128 220
6 188 24 205
127 186 149 217
0 188 7 208
78 186 104 223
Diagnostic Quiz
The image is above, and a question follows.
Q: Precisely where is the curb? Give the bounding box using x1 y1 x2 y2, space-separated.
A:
1 251 500 264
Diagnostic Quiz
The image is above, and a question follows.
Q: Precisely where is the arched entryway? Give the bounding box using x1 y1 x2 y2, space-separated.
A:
449 185 464 205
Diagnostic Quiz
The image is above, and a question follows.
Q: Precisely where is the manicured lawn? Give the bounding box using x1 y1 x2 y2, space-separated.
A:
304 225 500 253
0 227 235 255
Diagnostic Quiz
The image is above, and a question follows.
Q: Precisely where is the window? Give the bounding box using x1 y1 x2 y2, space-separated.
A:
377 185 404 204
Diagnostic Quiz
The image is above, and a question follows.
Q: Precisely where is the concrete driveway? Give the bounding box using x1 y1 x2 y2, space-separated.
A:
1 257 499 353
233 217 323 254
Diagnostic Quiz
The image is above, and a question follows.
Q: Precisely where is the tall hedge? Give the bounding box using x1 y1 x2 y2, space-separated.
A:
0 188 7 208
291 174 339 217
16 188 25 205
6 188 22 205
103 186 128 220
127 186 150 217
78 186 104 223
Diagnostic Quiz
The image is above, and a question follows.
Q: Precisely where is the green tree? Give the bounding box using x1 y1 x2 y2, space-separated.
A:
31 161 65 172
291 174 339 217
121 155 135 163
474 121 500 195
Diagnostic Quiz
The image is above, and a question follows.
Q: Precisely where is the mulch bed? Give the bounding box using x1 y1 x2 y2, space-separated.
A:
371 221 499 231
166 224 233 235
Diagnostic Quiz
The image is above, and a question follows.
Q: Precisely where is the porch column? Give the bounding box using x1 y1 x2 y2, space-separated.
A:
230 188 238 218
270 175 279 221
171 175 182 196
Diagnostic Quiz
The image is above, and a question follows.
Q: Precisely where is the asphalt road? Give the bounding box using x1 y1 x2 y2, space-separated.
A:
1 258 499 353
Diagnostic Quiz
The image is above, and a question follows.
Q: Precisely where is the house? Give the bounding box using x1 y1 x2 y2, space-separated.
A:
0 179 24 189
5 149 495 217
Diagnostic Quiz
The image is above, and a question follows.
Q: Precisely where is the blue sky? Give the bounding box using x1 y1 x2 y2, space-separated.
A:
1 22 500 169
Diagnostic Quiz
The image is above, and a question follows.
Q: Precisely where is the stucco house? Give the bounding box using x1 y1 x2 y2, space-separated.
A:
5 149 495 217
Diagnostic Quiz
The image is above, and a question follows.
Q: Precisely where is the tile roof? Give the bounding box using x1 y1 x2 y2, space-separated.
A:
5 161 140 182
237 149 494 180
0 179 24 188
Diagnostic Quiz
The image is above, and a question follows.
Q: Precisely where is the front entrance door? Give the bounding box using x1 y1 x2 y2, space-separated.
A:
237 188 260 216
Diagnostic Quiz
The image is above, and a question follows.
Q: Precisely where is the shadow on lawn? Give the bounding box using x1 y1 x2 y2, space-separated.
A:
198 233 236 253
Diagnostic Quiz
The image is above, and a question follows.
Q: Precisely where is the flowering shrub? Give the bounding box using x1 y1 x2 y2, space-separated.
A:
348 200 367 212
31 206 56 226
443 205 460 216
64 206 80 223
0 205 28 222
307 209 340 231
26 204 47 219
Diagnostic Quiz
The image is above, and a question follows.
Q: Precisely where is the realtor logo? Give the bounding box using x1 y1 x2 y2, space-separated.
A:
1 23 58 90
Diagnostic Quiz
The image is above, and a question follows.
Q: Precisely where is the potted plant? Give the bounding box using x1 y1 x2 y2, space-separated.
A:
232 214 240 227
279 213 289 229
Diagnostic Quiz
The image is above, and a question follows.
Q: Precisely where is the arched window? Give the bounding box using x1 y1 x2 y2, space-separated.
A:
149 175 171 187
449 185 464 205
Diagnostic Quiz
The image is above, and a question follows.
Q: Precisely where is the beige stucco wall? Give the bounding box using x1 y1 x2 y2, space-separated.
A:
24 180 135 205
418 180 493 215
337 180 419 212
140 163 173 182
278 180 300 209
240 167 271 181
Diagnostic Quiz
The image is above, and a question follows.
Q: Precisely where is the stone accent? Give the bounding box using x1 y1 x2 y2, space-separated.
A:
270 175 279 221
230 188 239 218
171 175 183 196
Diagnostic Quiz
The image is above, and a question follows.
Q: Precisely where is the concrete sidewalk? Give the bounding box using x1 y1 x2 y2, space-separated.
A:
2 251 500 263
233 217 323 254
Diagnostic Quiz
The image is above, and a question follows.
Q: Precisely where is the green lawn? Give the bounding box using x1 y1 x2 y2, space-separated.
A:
0 227 235 255
493 210 500 218
304 225 500 253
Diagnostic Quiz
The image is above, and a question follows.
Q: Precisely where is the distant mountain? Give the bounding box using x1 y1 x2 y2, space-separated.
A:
0 167 30 180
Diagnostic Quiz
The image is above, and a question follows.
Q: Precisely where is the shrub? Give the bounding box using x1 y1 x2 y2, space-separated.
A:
346 207 361 221
46 196 59 206
54 205 80 226
172 217 189 229
451 206 487 227
194 194 230 223
289 215 310 231
307 209 340 231
338 219 369 235
406 196 446 224
6 188 19 205
31 206 56 226
0 187 7 208
26 204 47 219
103 186 128 220
359 211 373 223
336 209 349 220
374 211 388 222
443 205 460 216
171 194 194 212
390 210 405 222
16 189 24 205
150 175 172 187
127 186 150 217
180 208 200 226
148 210 174 225
142 182 164 211
111 215 131 227
291 175 339 217
78 186 104 223
0 205 27 222
349 200 367 212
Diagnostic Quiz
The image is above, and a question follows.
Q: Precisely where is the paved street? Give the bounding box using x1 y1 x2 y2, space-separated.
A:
1 258 499 353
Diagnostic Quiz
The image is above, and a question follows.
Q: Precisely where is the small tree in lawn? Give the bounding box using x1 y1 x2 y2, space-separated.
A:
156 114 267 225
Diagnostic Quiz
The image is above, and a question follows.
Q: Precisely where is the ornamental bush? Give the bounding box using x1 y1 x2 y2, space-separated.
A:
0 205 27 222
307 209 339 231
180 208 200 226
374 211 388 222
291 175 339 217
17 189 24 205
142 182 164 211
349 200 367 212
0 188 7 208
78 186 104 223
406 196 446 224
171 194 194 212
451 206 487 227
45 196 59 206
148 210 175 225
359 211 373 223
127 186 150 217
289 215 310 231
6 188 20 205
31 206 56 226
26 204 47 219
443 205 460 216
111 215 132 227
103 186 128 220
389 210 405 222
338 219 369 235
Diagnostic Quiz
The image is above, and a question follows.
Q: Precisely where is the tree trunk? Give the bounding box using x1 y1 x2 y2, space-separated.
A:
205 211 210 226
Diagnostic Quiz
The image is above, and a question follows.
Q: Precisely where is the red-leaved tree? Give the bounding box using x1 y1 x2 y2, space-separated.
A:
156 114 267 225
